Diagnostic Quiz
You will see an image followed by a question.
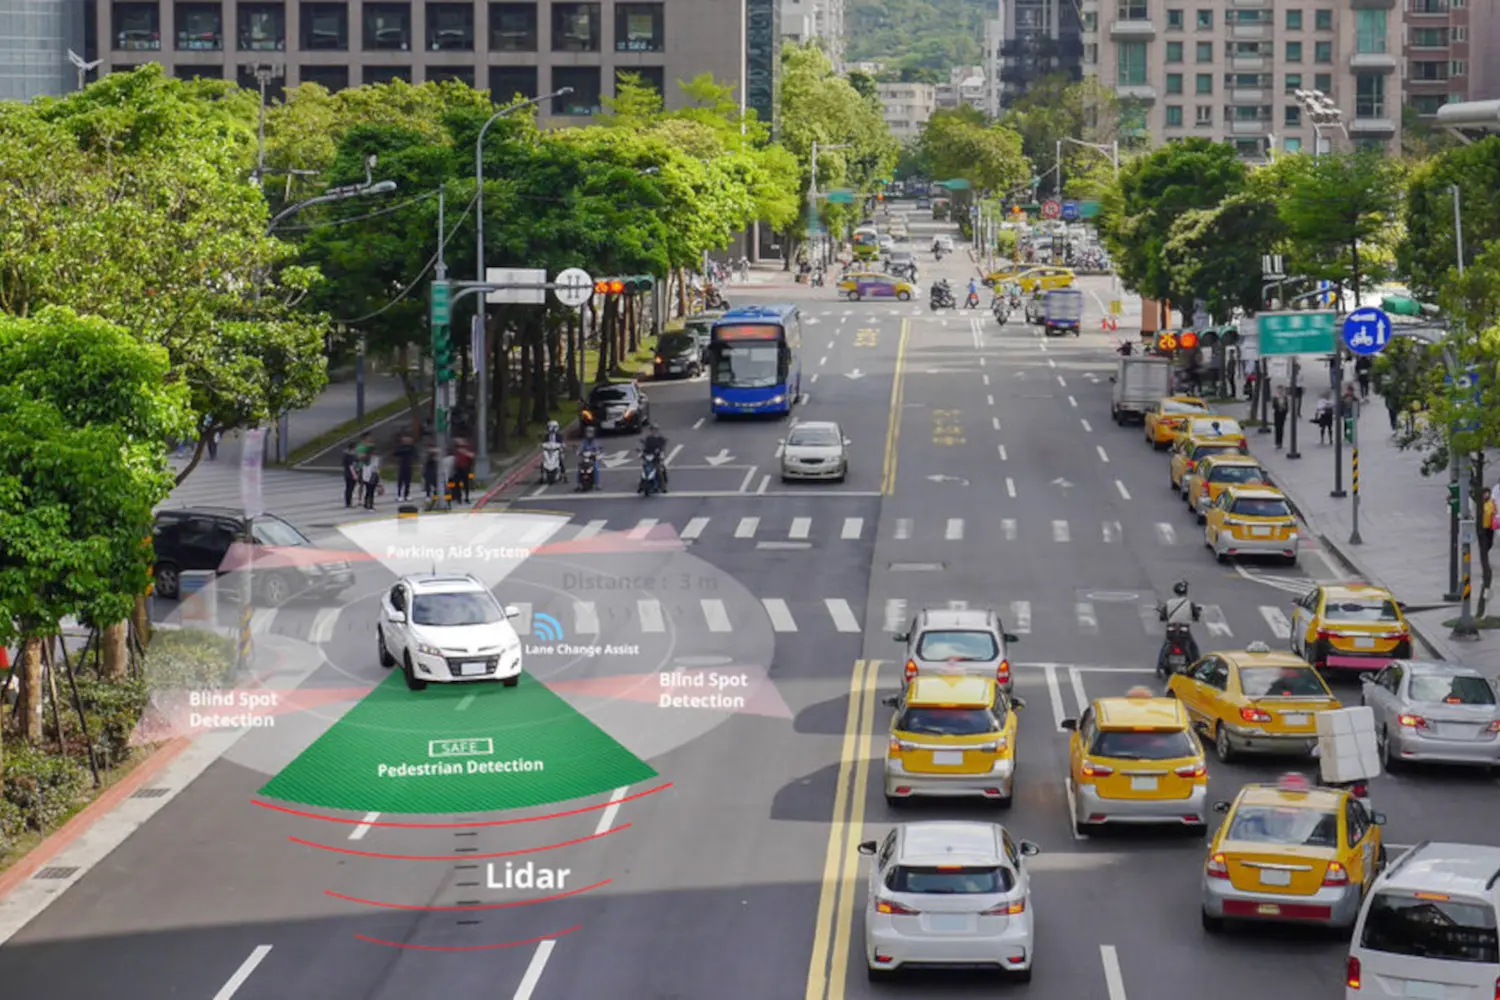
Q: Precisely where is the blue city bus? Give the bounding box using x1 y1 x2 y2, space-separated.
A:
708 304 803 417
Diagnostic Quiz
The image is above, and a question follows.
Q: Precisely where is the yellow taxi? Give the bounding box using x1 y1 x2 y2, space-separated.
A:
1187 453 1269 519
1201 772 1386 933
1168 642 1342 762
1015 266 1075 293
1184 416 1248 450
1289 584 1412 674
1169 433 1245 494
1204 484 1300 565
838 271 915 302
882 674 1023 808
1062 687 1208 836
1144 396 1210 450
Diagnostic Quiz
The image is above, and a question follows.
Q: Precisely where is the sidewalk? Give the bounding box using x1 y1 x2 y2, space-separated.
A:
1224 395 1496 670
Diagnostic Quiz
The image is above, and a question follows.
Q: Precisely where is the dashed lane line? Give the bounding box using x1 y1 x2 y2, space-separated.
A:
348 812 379 841
213 946 273 1000
1096 445 1110 463
1116 480 1131 500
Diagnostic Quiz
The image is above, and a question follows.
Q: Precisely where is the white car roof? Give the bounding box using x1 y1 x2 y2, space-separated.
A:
1380 842 1500 899
792 420 841 433
403 574 487 595
898 822 1004 866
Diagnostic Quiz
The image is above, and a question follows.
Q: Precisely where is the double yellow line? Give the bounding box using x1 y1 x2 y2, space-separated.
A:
879 320 910 496
805 659 882 1000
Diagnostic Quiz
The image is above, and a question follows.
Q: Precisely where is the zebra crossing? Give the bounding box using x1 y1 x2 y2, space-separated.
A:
880 597 1294 644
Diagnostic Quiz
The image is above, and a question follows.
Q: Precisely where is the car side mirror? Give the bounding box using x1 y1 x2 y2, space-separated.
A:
387 610 406 624
504 605 522 619
893 632 909 643
1019 841 1040 857
881 694 900 707
844 438 852 446
1059 718 1077 731
1396 602 1408 612
1108 375 1117 383
1012 697 1026 710
1003 633 1019 643
857 840 877 855
1213 801 1230 814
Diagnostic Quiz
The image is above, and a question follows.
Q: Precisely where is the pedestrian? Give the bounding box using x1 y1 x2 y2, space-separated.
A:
454 437 475 503
1384 390 1401 433
361 452 381 510
355 432 374 464
206 427 219 460
393 434 415 501
1315 393 1334 444
1225 354 1238 398
422 445 439 500
1356 357 1372 399
1272 387 1289 450
340 443 360 507
1481 489 1496 591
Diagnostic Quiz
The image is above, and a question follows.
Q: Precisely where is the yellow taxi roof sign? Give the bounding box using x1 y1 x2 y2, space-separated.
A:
908 674 993 707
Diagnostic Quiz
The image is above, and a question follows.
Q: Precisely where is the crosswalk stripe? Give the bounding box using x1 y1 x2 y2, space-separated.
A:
895 518 913 540
945 518 964 540
735 517 759 538
1260 605 1291 639
841 517 863 539
884 598 908 633
1156 522 1177 545
1202 604 1232 637
250 608 277 634
637 599 666 633
702 599 732 632
575 519 606 540
574 601 600 634
825 598 860 632
1002 519 1017 541
1076 602 1098 633
627 519 658 541
309 607 340 644
680 517 709 540
762 598 798 632
1009 601 1031 634
1138 604 1164 636
1052 520 1070 543
1102 521 1121 544
518 522 557 546
789 517 812 539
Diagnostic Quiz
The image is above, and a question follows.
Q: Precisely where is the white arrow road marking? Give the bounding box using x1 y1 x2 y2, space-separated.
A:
825 598 860 632
789 517 812 539
213 946 273 1000
734 517 759 538
1155 522 1177 545
681 517 709 540
1053 520 1070 542
761 598 797 632
628 518 658 540
601 449 631 469
1202 604 1233 637
1076 602 1098 634
844 369 865 379
1115 479 1131 500
895 518 913 540
1002 518 1017 540
842 517 863 539
1260 605 1291 639
1009 600 1031 633
575 519 607 540
704 449 735 466
1102 521 1121 543
638 599 666 632
884 598 907 633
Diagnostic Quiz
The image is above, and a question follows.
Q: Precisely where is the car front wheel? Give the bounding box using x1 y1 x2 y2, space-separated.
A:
377 629 395 668
403 654 427 691
153 562 181 600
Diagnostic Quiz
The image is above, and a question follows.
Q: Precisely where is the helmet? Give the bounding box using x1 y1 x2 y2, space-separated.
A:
1173 580 1189 597
547 420 559 432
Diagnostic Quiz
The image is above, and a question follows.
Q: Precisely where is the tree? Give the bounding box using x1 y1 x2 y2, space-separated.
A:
1002 75 1122 181
846 0 989 71
1400 137 1500 302
1161 190 1285 320
1276 150 1402 307
917 109 1030 194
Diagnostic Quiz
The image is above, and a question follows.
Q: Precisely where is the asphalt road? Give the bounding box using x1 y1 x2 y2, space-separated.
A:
1 208 1495 1000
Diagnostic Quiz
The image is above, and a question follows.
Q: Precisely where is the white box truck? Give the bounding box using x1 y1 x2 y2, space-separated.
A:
1110 356 1173 425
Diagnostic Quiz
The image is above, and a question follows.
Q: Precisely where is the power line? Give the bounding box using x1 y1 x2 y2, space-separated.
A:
334 185 478 326
274 188 441 232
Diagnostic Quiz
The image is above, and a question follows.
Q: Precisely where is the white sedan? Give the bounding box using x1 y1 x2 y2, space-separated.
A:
377 574 524 691
780 421 849 482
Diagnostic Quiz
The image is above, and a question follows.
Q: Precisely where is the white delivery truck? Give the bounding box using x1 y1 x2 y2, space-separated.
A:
1110 356 1173 425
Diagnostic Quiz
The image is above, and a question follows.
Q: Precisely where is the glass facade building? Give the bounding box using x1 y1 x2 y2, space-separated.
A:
0 0 90 100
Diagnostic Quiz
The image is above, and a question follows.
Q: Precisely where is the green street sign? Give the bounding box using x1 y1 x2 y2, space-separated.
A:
1080 201 1101 218
941 178 973 190
1256 310 1338 355
825 189 856 204
430 279 451 328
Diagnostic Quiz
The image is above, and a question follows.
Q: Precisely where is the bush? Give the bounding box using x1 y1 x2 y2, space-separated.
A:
71 672 148 767
3 745 87 833
141 627 236 689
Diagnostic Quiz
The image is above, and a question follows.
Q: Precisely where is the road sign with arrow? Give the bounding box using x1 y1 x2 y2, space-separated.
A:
1051 477 1074 489
926 474 969 485
704 449 735 466
844 369 865 379
600 450 632 469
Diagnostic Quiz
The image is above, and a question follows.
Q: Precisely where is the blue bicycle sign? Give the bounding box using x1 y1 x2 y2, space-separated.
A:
1341 307 1391 356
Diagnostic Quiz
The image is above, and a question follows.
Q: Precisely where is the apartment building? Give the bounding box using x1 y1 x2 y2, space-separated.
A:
0 0 90 100
1404 0 1500 116
876 80 936 140
779 0 843 69
1086 0 1404 156
995 0 1084 110
86 0 751 121
935 64 986 109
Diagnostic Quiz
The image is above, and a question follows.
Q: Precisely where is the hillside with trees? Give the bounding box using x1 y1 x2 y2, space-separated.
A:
845 0 995 73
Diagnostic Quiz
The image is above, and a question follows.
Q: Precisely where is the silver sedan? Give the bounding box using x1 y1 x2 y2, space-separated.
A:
1360 660 1500 769
780 420 849 482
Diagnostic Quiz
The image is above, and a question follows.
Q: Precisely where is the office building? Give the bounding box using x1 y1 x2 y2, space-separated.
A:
1086 0 1404 155
1404 0 1500 116
996 0 1084 109
876 79 936 140
0 0 90 100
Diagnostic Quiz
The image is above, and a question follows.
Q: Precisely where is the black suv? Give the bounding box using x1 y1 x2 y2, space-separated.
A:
653 332 703 380
152 507 353 606
580 382 650 433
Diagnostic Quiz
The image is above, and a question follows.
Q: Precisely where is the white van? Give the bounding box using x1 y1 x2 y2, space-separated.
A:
1346 842 1500 999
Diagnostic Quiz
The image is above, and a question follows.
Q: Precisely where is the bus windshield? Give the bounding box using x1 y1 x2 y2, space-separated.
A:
713 344 781 387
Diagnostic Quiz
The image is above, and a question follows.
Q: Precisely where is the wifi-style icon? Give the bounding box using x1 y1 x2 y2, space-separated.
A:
532 612 564 642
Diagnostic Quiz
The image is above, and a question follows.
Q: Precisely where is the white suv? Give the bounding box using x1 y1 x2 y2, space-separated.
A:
1346 841 1500 999
377 575 524 691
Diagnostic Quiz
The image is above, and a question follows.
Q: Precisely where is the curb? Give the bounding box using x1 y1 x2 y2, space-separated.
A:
0 736 191 901
475 449 544 509
291 394 429 470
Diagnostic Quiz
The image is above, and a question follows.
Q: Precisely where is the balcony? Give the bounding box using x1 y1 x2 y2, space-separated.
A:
1115 83 1156 101
1408 0 1447 15
1231 55 1269 71
1349 115 1395 134
1109 19 1155 38
1228 87 1265 102
1232 23 1269 39
1230 0 1267 6
1350 51 1398 71
1230 118 1270 135
1351 0 1394 7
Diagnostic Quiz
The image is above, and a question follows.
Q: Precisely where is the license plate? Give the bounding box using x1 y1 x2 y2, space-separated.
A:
1251 526 1271 536
1259 869 1292 886
1406 982 1447 1000
932 751 965 766
1130 776 1158 791
1282 713 1308 727
1354 636 1375 649
459 662 488 676
601 420 616 429
927 913 971 932
1257 903 1281 916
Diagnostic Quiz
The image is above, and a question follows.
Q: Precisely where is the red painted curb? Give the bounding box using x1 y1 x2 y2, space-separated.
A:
0 736 191 901
475 450 544 510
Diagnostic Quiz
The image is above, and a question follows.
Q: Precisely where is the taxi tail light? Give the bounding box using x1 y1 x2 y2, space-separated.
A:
1346 956 1361 990
1206 853 1229 879
1487 720 1500 733
1185 460 1197 472
1493 976 1500 1000
1398 714 1428 730
904 659 919 681
655 355 663 364
1349 781 1369 798
1080 761 1113 778
981 899 1025 916
997 659 1010 684
580 409 593 422
1239 706 1272 723
875 897 919 915
1323 862 1350 886
1315 629 1336 641
1175 763 1206 778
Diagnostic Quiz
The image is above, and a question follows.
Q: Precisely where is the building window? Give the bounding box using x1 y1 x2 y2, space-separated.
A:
490 4 537 50
1451 60 1468 77
1195 73 1212 93
1284 73 1301 93
238 3 285 50
1166 104 1184 126
1285 9 1301 30
300 64 348 90
1118 0 1147 20
1354 10 1385 53
1116 41 1147 85
175 63 222 78
615 3 663 51
1284 105 1300 125
1166 72 1183 93
490 64 538 100
300 3 348 51
1285 136 1301 152
1410 27 1446 47
1285 40 1301 61
114 2 160 50
553 66 602 113
428 65 475 85
552 3 601 52
1452 26 1466 42
1314 8 1331 30
1314 40 1331 62
427 3 474 50
1082 12 1098 31
1167 8 1183 29
1195 41 1211 61
1411 61 1448 81
1314 73 1331 91
1085 42 1098 64
176 3 222 50
616 66 665 95
1166 41 1183 62
364 65 409 84
1355 73 1384 117
1195 9 1212 29
1195 104 1212 124
364 3 411 50
1411 94 1445 114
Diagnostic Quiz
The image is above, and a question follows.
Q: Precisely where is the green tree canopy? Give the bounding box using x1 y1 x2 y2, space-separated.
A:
1273 150 1402 305
1400 136 1500 302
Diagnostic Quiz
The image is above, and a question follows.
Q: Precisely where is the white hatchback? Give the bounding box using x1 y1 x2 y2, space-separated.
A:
859 821 1039 982
377 574 524 691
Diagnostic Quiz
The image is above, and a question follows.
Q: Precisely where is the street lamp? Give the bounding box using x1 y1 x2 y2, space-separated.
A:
1293 89 1348 157
473 88 573 481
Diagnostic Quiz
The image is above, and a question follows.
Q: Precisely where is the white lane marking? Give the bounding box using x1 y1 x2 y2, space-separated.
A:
982 374 991 386
1202 604 1233 638
1009 600 1031 634
895 518 913 540
789 517 812 539
1069 667 1090 719
819 355 828 366
1053 520 1070 543
980 357 987 366
1260 605 1291 639
348 811 380 841
664 443 683 467
997 445 1007 461
757 475 770 494
735 517 759 538
1096 445 1110 463
575 601 601 634
512 939 558 1000
213 946 273 1000
638 599 666 633
762 598 797 632
884 598 907 633
1076 602 1098 634
681 517 709 540
1002 518 1017 540
1139 604 1165 637
1102 521 1121 543
1068 395 1078 407
519 521 558 546
1045 666 1067 731
842 517 863 539
945 518 964 540
1006 477 1016 497
827 339 835 349
1315 548 1348 582
692 417 705 430
627 518 658 540
737 467 757 493
1065 778 1087 840
455 693 476 711
593 784 628 834
1047 357 1056 366
1100 945 1128 1000
1056 375 1066 387
701 599 732 633
826 598 860 632
987 394 995 406
1155 522 1177 545
1115 479 1131 500
527 485 547 498
992 416 1000 430
1080 419 1092 432
811 373 819 383
309 607 340 644
575 519 607 540
249 608 277 635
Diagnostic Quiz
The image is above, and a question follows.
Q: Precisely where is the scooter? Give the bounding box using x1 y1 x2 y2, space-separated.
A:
540 440 565 484
638 450 663 496
1155 604 1202 677
991 297 1011 324
574 452 598 492
930 286 956 311
810 269 825 287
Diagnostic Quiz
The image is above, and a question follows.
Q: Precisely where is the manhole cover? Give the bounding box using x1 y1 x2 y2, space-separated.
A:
33 867 78 880
130 787 170 799
889 562 944 571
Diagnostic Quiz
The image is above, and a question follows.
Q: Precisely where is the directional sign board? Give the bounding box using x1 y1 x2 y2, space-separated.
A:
1256 311 1338 356
553 267 593 308
430 279 450 327
1041 200 1061 220
1341 307 1391 356
486 267 546 305
1060 200 1080 221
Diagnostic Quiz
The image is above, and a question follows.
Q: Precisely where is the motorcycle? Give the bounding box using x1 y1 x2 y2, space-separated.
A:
991 297 1011 324
930 285 956 311
966 290 981 309
704 287 728 310
934 249 945 261
540 440 565 484
574 452 598 492
1155 602 1202 677
810 269 824 287
638 450 663 496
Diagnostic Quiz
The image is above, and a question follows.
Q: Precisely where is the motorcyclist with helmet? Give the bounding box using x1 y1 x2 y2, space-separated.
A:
1156 579 1203 676
543 419 566 477
576 426 602 491
640 423 669 493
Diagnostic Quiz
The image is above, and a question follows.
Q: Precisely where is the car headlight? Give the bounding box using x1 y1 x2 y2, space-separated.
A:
713 397 726 406
416 642 443 657
771 395 785 404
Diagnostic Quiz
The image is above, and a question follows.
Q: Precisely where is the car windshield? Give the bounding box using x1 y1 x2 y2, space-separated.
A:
1231 498 1291 517
659 334 694 353
1163 400 1208 415
1193 445 1239 461
788 426 841 447
712 345 780 388
1326 599 1401 623
1360 891 1499 964
918 630 999 661
887 865 1013 894
1089 729 1198 760
897 707 999 736
1211 465 1266 483
589 386 633 405
1192 420 1241 437
1226 805 1339 847
1409 673 1497 705
251 518 308 547
411 592 504 627
1239 667 1328 698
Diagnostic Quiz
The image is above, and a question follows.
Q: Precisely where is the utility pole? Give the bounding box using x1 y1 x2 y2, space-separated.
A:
431 186 454 509
1349 396 1362 544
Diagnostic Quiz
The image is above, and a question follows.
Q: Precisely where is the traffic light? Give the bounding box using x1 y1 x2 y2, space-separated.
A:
1178 330 1199 350
624 275 654 294
432 325 455 382
1449 481 1460 514
594 278 626 296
